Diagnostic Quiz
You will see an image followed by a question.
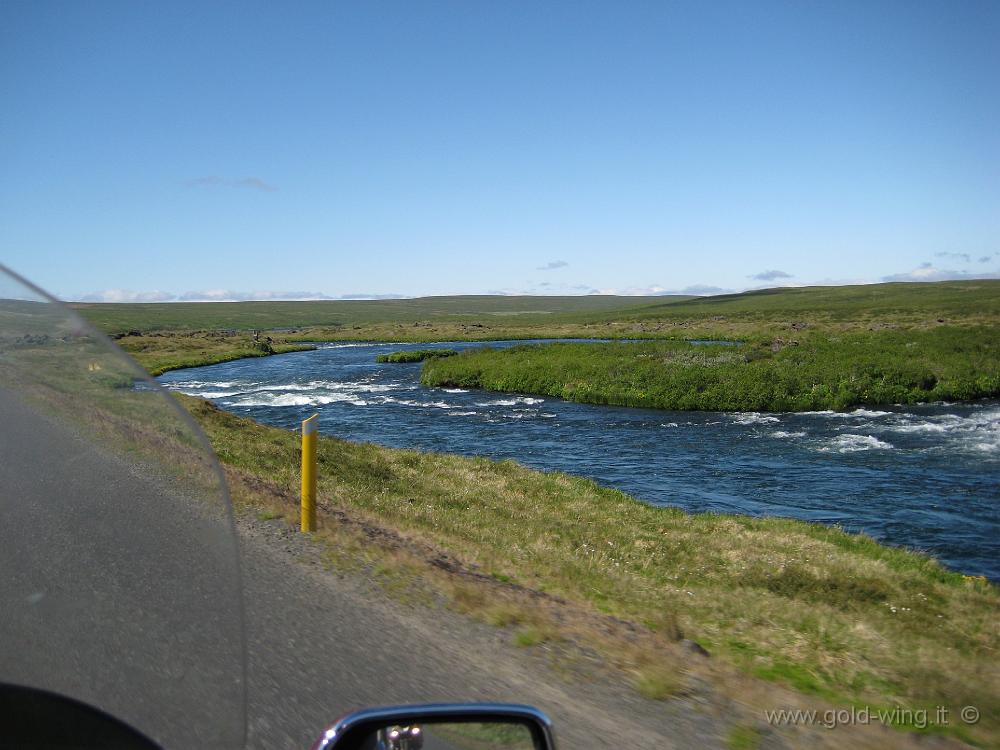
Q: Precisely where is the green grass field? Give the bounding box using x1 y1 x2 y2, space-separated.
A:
112 331 315 375
623 280 1000 324
73 294 681 334
421 327 1000 412
376 348 458 363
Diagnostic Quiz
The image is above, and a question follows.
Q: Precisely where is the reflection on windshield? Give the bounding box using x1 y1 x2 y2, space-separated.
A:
0 265 246 748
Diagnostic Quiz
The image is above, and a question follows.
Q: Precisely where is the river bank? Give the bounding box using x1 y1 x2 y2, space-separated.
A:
114 330 316 375
182 393 998 745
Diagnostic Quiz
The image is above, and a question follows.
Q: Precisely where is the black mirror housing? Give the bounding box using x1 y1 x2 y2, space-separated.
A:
311 703 556 750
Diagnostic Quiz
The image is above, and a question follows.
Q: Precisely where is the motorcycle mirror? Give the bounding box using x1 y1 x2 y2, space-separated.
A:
311 703 555 750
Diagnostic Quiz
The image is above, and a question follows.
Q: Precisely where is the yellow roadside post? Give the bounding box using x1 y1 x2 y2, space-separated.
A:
301 413 318 532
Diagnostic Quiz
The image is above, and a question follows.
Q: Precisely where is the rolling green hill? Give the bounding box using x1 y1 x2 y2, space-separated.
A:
617 280 1000 323
73 294 685 334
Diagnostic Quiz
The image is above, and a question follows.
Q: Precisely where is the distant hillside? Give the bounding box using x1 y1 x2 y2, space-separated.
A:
73 294 687 334
619 280 1000 322
73 280 1000 336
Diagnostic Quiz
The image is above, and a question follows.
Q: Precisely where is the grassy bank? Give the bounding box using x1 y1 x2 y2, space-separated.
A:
421 327 1000 412
185 396 998 743
376 348 458 363
113 331 315 375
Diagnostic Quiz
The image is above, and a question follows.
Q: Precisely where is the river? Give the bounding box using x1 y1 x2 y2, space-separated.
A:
158 340 1000 580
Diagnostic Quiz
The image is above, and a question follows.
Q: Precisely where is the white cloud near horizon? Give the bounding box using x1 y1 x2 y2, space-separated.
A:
880 263 1000 283
77 289 177 303
76 289 408 303
591 283 733 296
674 284 734 295
594 284 667 295
175 289 343 301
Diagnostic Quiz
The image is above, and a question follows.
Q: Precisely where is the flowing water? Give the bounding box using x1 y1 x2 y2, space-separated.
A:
159 340 1000 579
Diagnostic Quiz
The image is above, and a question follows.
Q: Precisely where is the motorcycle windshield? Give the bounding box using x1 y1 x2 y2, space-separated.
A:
0 266 246 748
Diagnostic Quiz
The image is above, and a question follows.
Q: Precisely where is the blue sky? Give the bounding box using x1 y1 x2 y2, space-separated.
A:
2 0 998 301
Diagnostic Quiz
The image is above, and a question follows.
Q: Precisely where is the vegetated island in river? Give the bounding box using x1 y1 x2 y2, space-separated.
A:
376 348 458 363
421 327 1000 412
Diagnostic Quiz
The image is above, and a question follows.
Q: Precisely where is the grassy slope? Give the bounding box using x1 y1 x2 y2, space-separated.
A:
421 327 1000 412
188 396 998 743
625 280 1000 325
